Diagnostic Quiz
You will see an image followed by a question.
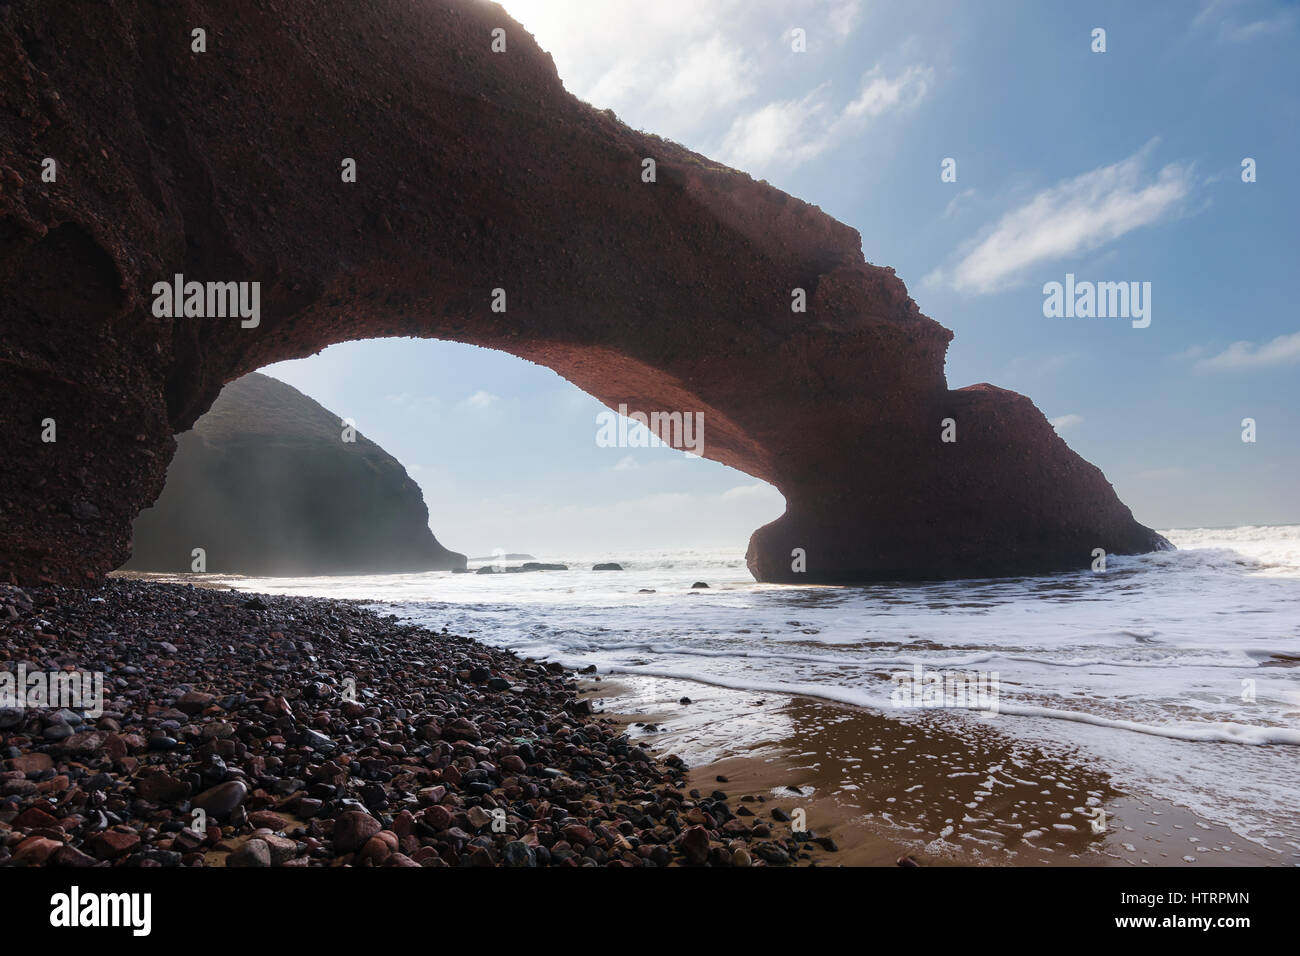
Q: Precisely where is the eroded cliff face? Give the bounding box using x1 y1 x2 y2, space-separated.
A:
0 0 1168 586
124 373 465 575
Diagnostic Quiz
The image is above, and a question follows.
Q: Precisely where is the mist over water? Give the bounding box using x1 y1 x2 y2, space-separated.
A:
233 525 1300 855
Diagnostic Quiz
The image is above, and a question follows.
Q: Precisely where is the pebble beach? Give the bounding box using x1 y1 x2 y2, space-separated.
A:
0 579 838 867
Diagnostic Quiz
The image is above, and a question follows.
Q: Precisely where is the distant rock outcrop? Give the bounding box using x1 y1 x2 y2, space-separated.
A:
474 562 567 574
124 374 465 574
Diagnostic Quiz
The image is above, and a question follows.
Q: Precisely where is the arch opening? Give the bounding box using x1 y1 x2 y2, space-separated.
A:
122 338 789 576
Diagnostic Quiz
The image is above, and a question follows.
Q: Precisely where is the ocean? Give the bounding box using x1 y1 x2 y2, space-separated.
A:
228 524 1300 859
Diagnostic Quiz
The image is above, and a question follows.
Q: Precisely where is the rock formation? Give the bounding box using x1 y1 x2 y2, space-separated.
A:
0 0 1168 586
124 372 465 575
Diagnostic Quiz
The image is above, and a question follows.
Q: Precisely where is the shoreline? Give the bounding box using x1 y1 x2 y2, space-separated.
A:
583 674 1289 867
3 578 1287 867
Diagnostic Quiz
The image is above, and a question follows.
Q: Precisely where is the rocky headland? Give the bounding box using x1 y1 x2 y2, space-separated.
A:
125 372 465 575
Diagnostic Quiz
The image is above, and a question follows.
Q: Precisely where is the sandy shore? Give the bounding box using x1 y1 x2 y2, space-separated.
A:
584 674 1286 866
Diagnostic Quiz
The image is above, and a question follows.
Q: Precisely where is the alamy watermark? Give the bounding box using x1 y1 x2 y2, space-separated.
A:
1043 273 1150 328
50 886 150 936
151 273 260 328
890 663 1000 716
596 404 704 457
0 664 104 718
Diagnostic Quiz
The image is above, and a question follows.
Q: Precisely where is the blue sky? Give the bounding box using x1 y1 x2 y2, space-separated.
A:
264 0 1299 558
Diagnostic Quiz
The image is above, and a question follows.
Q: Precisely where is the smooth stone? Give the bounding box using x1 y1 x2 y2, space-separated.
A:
8 753 53 775
261 833 298 865
502 841 536 867
301 729 336 751
679 826 710 866
175 691 216 715
88 828 141 860
192 780 248 817
228 838 271 867
332 810 381 853
12 835 62 866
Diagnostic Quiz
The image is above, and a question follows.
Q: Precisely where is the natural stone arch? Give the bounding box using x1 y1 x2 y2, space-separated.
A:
0 0 1167 586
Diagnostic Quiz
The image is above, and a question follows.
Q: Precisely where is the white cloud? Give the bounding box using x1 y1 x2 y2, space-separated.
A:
501 1 924 179
502 0 753 135
721 482 783 502
1048 414 1084 431
1193 0 1298 41
930 144 1195 295
827 1 864 39
657 34 756 109
1196 330 1300 369
1227 16 1287 40
943 187 976 219
843 64 930 119
1168 344 1208 363
717 64 933 173
611 455 640 472
717 88 831 171
463 390 500 408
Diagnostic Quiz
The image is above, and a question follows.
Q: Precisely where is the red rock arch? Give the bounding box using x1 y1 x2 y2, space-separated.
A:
0 0 1166 585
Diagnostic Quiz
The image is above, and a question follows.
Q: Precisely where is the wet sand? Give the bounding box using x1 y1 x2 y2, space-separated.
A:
584 674 1288 867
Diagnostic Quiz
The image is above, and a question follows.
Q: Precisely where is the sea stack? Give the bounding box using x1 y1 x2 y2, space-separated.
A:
125 373 465 575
